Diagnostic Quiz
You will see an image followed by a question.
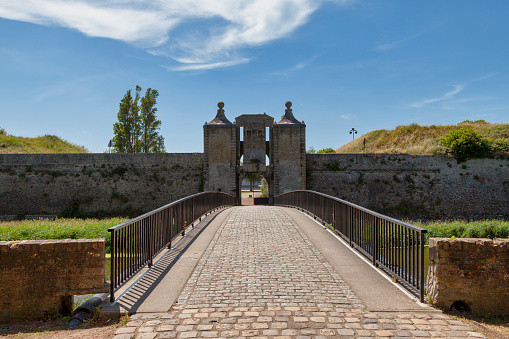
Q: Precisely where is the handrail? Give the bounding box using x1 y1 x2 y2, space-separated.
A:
108 191 236 302
274 190 428 302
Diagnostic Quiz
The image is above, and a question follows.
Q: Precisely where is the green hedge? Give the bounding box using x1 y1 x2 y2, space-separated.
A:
0 218 128 253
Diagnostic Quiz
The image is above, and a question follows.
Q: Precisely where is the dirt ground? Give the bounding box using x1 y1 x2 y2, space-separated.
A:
446 311 509 339
0 316 121 339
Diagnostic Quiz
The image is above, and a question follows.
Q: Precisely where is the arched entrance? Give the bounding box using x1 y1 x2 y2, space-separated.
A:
240 173 270 205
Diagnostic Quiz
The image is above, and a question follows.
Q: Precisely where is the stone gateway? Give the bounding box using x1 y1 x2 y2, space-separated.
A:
203 101 306 204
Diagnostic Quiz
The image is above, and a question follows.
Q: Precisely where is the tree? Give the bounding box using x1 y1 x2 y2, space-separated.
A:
245 173 262 191
140 88 165 153
113 86 165 153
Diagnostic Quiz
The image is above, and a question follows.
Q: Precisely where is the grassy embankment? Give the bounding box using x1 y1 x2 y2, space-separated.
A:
0 218 128 253
0 128 88 153
336 121 509 155
1 218 507 252
414 220 509 241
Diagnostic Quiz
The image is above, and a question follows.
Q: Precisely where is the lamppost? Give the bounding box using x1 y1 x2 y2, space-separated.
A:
349 128 357 141
108 140 112 153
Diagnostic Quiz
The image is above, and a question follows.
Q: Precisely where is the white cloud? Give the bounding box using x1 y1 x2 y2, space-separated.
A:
340 114 353 120
374 27 430 52
271 55 319 76
408 85 464 108
407 73 497 108
0 0 351 69
166 58 250 71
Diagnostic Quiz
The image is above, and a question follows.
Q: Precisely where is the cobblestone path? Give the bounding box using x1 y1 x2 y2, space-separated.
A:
113 206 484 338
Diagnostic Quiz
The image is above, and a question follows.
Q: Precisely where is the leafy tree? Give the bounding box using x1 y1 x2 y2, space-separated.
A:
245 173 262 191
140 88 165 153
0 127 6 135
317 147 336 154
307 146 316 154
439 127 490 161
113 86 165 153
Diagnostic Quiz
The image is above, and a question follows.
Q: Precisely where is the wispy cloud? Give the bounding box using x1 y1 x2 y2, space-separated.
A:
0 0 352 70
374 28 430 52
408 85 464 108
271 55 319 76
165 58 250 71
407 73 497 108
340 114 353 120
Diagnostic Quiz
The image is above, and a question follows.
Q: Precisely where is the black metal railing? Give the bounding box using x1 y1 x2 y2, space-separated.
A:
275 190 428 302
108 192 236 301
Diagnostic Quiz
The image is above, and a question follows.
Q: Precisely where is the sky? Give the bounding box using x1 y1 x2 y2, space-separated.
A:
1 0 508 153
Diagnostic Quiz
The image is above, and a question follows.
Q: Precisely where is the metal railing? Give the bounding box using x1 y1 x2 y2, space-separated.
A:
275 190 428 302
108 192 236 302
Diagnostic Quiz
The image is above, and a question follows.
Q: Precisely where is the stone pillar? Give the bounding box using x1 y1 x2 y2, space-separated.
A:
272 101 306 195
203 102 237 195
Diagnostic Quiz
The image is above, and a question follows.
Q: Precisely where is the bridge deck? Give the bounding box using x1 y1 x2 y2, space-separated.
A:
107 206 483 338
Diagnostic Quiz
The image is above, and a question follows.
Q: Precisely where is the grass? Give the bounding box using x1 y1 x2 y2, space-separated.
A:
412 219 509 242
0 132 88 153
336 121 509 155
0 218 128 253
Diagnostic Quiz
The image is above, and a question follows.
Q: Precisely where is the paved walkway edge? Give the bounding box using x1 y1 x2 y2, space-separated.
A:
280 206 435 312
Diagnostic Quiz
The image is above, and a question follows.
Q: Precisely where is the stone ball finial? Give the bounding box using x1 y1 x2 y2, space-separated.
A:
218 101 225 109
285 101 292 108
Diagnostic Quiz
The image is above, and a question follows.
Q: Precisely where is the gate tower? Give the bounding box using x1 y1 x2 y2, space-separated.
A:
204 101 306 204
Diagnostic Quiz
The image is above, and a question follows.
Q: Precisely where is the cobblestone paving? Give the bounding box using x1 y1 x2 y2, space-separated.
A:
114 206 484 338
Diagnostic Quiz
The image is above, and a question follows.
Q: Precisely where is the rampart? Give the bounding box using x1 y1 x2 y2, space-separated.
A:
306 154 509 219
1 153 508 218
0 239 106 322
0 153 203 217
426 238 509 315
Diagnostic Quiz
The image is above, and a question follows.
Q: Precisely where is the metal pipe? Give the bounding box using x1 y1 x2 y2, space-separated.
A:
68 293 109 330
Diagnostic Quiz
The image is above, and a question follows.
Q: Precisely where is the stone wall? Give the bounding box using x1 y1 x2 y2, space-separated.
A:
2 153 509 218
426 238 509 315
307 153 509 219
0 153 203 216
0 239 106 321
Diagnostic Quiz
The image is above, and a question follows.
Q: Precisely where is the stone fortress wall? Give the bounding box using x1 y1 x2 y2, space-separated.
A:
0 153 203 217
1 152 508 219
306 153 509 219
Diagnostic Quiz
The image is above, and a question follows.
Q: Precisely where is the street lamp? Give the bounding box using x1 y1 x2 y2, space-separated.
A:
349 128 357 141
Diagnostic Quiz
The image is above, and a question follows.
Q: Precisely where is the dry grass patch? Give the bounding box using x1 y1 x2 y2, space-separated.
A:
336 121 509 155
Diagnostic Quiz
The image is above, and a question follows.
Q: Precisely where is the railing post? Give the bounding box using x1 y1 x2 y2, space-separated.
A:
148 217 153 267
109 230 116 302
420 231 425 303
373 218 378 266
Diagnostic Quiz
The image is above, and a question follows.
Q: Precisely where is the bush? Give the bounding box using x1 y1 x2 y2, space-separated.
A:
317 147 336 154
439 127 491 161
0 127 6 135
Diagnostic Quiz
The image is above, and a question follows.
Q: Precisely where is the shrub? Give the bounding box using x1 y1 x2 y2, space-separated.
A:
317 147 336 154
439 127 491 161
0 127 6 135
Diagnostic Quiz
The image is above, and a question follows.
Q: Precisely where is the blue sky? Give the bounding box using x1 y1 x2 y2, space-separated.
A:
1 0 508 153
